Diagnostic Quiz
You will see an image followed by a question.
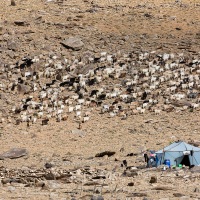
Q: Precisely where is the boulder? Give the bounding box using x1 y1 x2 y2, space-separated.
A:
61 37 84 50
0 148 28 159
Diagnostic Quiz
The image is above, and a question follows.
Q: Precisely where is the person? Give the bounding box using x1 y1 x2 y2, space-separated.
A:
144 151 149 163
147 151 156 168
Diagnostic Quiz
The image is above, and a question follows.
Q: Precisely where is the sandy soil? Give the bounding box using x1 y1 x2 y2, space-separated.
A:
0 0 200 199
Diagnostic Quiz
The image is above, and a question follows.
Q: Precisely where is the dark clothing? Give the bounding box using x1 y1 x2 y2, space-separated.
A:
144 153 149 163
147 156 156 168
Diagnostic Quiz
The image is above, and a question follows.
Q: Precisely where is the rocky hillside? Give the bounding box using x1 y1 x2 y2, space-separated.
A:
0 0 200 199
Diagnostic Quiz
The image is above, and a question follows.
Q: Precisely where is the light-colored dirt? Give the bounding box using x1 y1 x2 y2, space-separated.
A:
0 0 200 199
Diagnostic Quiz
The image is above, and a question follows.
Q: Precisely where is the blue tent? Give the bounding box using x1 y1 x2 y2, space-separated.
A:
156 141 200 167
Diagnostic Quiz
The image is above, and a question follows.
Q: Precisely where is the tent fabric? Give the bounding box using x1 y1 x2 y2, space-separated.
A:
155 141 200 167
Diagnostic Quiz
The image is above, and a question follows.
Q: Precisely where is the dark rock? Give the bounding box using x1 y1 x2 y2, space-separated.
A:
45 172 56 180
123 170 138 177
127 192 147 197
91 195 104 200
42 119 49 126
173 193 185 197
45 163 53 169
1 178 11 184
127 182 134 186
0 148 28 159
95 151 115 157
194 187 200 192
153 186 172 190
11 0 16 6
14 21 27 26
127 153 138 156
92 175 106 179
61 37 84 50
149 176 157 183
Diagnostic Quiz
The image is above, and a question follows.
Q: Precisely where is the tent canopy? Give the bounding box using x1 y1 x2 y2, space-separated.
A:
155 141 200 167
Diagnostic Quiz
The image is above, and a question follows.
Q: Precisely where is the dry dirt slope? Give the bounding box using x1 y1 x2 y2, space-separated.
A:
0 0 200 199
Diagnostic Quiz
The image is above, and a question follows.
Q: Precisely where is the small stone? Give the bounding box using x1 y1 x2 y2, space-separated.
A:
173 193 185 197
0 24 3 32
194 187 200 192
11 0 16 6
149 176 157 183
91 196 104 200
7 40 17 51
7 186 15 193
95 151 115 157
71 129 85 136
49 193 58 200
127 182 134 186
45 162 53 169
45 172 56 180
17 84 31 95
35 181 45 187
14 21 27 26
1 178 11 184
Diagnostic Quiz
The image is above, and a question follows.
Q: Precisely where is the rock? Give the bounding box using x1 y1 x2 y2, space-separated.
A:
47 180 61 189
71 129 85 136
7 186 15 192
35 181 45 187
49 193 58 200
149 176 157 183
123 169 138 177
173 193 185 197
188 140 200 147
190 166 200 173
0 24 3 33
45 172 56 180
7 40 17 51
11 0 16 6
61 37 84 50
95 151 115 157
127 182 134 186
131 193 147 197
194 187 200 192
45 163 53 169
17 84 31 95
14 21 27 26
91 196 104 200
1 178 11 184
171 101 191 107
153 186 172 191
0 148 28 159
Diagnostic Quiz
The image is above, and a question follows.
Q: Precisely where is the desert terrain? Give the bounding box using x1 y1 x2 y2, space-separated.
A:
0 0 200 199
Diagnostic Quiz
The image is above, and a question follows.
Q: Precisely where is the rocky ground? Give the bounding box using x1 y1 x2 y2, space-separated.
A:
1 0 200 199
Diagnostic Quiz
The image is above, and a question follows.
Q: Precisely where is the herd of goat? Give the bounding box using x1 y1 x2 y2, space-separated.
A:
0 50 200 125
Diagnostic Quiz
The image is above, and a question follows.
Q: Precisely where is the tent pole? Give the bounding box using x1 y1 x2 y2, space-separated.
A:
192 148 193 165
162 149 165 165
